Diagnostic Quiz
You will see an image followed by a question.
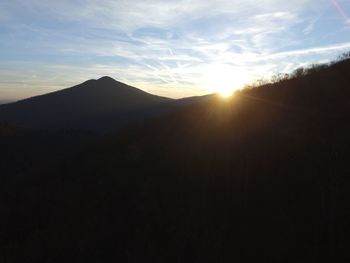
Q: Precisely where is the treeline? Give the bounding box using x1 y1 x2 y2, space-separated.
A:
245 51 350 88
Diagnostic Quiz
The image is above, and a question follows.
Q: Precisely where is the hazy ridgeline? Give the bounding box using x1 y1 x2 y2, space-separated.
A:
1 57 350 262
0 100 13 105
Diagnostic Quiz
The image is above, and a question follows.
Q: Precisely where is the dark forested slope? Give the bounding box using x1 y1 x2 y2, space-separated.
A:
2 59 350 262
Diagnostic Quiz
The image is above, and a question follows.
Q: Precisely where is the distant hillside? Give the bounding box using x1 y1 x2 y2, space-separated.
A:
0 76 172 131
0 100 13 105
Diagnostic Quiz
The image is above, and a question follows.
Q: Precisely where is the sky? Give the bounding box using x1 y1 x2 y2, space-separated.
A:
1 0 350 100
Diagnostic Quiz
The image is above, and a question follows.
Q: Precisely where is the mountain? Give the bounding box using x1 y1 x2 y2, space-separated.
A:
0 76 173 131
50 58 349 262
2 58 350 262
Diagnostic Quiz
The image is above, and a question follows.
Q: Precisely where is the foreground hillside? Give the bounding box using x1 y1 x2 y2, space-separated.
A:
2 59 350 262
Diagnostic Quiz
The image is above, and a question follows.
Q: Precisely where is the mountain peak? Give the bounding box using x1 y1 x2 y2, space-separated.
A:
97 76 117 83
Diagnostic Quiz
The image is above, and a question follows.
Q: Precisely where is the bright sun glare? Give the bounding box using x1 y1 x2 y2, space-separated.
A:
218 87 234 98
205 65 249 99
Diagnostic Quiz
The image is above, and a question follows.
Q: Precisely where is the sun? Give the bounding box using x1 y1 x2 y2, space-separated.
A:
203 64 248 99
218 87 234 98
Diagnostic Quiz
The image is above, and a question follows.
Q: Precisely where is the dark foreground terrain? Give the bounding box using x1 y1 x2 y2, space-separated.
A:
1 58 350 262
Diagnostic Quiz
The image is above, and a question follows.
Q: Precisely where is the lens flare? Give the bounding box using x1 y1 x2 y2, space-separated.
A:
331 0 350 28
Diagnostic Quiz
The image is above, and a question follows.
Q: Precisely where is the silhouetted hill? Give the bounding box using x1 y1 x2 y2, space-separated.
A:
2 58 350 262
0 76 172 131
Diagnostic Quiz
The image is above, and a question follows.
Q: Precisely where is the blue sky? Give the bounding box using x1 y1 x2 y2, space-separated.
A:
1 0 350 100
